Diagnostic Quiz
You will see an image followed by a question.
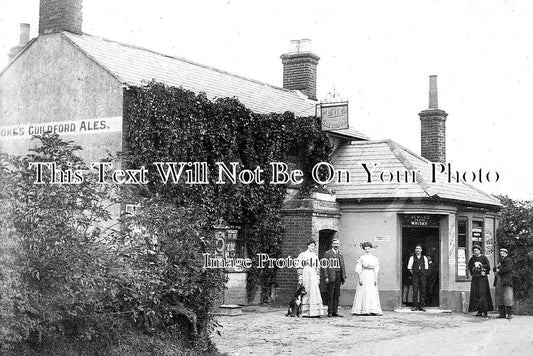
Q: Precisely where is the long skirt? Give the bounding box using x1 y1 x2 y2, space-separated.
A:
468 276 494 312
495 279 514 307
300 267 324 317
351 269 382 315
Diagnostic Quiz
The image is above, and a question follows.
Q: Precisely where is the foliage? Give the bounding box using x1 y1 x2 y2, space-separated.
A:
112 195 226 344
496 195 533 297
0 135 120 352
0 134 222 354
0 156 35 350
0 83 331 352
123 82 332 300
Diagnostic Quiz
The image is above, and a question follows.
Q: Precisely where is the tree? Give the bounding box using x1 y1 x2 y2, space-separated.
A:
496 195 533 298
0 134 119 351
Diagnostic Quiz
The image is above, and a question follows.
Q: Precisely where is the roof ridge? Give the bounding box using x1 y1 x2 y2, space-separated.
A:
348 139 389 145
327 128 370 141
387 139 433 164
386 140 438 198
63 32 315 99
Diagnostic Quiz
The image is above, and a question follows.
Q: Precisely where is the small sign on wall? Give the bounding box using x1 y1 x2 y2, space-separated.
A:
375 236 389 241
457 248 467 277
472 228 483 242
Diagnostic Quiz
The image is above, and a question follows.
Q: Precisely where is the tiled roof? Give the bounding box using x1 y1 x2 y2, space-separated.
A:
62 32 317 116
329 140 501 208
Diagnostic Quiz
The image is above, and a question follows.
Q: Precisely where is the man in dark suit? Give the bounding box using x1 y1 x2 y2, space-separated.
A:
323 238 346 317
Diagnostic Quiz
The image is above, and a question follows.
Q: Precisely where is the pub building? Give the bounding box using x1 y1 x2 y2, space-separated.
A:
1 0 501 312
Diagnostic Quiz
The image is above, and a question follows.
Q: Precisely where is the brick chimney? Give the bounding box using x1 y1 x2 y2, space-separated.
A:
39 0 83 35
280 39 320 100
8 23 31 62
419 75 448 162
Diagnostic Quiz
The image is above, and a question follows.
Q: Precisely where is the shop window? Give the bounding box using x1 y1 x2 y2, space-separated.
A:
456 219 468 280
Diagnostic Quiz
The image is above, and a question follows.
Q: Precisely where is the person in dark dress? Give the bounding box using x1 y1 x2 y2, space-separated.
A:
493 247 514 319
467 245 494 317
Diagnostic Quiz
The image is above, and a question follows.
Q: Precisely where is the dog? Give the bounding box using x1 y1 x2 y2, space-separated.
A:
286 285 307 317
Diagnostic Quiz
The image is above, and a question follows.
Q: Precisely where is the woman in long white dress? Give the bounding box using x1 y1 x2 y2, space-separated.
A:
297 241 324 317
351 242 383 315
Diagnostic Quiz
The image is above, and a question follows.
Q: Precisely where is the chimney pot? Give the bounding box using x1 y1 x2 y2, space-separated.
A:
8 23 31 62
429 75 438 109
419 75 448 163
19 23 30 45
289 40 301 53
298 39 312 52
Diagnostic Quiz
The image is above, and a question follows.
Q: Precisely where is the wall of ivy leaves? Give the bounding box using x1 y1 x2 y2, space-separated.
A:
123 82 333 300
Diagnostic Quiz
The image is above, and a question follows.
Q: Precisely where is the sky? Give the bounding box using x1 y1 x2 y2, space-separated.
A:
1 0 532 200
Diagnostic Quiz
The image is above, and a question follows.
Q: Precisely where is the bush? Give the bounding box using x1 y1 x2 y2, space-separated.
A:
0 134 224 354
111 195 226 346
0 135 120 352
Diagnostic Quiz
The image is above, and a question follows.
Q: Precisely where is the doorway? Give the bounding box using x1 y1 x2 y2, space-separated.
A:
318 229 336 302
401 227 440 307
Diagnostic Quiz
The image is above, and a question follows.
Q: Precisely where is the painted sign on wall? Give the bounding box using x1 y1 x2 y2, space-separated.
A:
401 214 440 228
0 116 122 140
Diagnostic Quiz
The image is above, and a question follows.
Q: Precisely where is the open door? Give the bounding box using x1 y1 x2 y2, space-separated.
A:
401 226 440 307
318 229 336 303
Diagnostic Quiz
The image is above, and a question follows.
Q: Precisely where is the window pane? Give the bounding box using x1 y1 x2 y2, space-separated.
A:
458 220 467 247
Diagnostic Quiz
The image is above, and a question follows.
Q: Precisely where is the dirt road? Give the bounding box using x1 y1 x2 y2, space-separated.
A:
212 306 533 356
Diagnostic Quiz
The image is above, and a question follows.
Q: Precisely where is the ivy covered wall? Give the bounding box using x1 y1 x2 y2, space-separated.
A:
123 82 332 300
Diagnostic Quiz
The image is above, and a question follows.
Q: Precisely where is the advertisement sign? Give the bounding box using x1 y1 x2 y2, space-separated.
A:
402 214 440 228
457 248 467 277
0 116 122 140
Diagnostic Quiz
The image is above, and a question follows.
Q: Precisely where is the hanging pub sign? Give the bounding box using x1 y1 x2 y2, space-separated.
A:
317 102 349 131
401 214 440 228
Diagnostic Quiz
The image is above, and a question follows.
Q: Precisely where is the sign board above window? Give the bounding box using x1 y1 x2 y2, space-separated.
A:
317 102 349 131
401 214 440 228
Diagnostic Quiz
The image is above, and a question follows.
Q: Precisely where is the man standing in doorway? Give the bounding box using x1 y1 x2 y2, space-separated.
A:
408 245 429 311
323 238 346 317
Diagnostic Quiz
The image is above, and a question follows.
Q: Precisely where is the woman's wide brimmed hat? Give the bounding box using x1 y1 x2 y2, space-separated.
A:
499 248 508 253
